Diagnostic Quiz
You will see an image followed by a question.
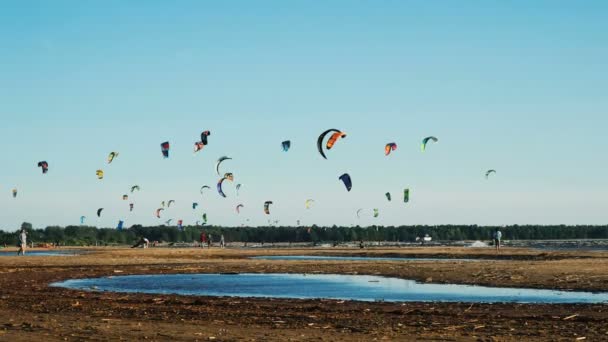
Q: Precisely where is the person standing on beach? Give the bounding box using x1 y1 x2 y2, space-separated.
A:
201 232 207 248
208 234 213 248
220 234 225 248
493 229 502 251
17 229 27 256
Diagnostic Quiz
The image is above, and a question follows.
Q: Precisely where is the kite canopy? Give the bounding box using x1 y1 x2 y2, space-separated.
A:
224 173 234 182
129 203 134 212
236 184 242 196
485 169 497 179
421 136 438 152
385 143 397 156
281 140 291 152
305 199 314 209
404 189 410 203
38 161 49 174
373 209 379 218
356 208 363 218
192 202 199 210
339 173 352 192
385 192 391 201
130 185 140 193
201 131 211 145
12 188 17 198
167 200 175 207
80 216 86 224
264 201 273 215
317 129 346 159
97 208 103 217
155 208 164 218
217 178 227 198
161 142 170 158
107 152 119 164
122 194 128 200
202 213 207 225
236 204 244 214
96 170 104 180
215 156 232 175
117 220 124 230
200 185 210 195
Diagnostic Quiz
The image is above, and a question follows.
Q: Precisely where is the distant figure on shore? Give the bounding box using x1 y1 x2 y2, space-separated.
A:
208 234 213 248
131 237 149 248
493 229 502 251
359 240 364 249
17 229 27 256
220 234 225 248
200 232 207 248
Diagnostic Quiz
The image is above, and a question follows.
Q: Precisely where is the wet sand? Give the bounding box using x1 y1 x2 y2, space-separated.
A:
0 247 607 341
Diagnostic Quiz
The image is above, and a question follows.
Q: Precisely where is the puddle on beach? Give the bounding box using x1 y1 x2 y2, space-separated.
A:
51 273 608 304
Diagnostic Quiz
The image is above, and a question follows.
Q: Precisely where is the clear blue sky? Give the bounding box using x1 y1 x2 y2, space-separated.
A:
1 1 607 230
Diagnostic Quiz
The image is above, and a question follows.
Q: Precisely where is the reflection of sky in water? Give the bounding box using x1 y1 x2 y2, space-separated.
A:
0 250 79 256
52 273 608 304
251 255 483 262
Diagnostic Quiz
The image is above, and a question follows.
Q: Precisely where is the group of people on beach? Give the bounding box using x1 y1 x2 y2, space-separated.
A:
199 232 225 248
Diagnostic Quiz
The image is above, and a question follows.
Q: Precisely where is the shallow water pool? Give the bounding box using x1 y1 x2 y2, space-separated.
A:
51 273 608 304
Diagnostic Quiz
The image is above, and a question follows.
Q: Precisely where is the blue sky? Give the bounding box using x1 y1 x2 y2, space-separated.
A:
1 1 607 230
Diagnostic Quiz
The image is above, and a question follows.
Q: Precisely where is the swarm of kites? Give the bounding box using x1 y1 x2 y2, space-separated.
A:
10 128 500 229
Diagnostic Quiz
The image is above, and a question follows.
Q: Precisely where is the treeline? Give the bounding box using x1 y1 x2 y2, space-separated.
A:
1 223 608 246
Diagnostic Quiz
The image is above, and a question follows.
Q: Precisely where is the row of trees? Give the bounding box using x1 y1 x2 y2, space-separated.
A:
1 223 607 246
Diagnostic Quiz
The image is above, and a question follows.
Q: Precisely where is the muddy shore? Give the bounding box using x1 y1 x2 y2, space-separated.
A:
1 247 607 341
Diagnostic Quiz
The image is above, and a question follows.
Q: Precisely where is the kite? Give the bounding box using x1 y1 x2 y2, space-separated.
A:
165 219 172 226
385 143 397 156
339 173 352 191
122 194 128 200
385 192 391 201
264 201 273 215
38 161 49 174
404 189 410 203
107 152 119 164
161 201 166 208
224 173 234 182
194 142 205 153
177 219 183 230
282 140 291 152
317 129 346 159
217 178 227 198
373 209 379 218
97 208 103 217
96 170 104 180
192 202 199 210
167 200 175 207
131 185 140 193
12 188 17 198
202 213 207 225
80 216 86 224
200 130 211 145
305 199 314 209
421 136 438 152
129 203 134 212
236 204 244 214
356 208 363 218
161 141 170 158
236 184 242 196
485 169 497 179
200 185 210 195
155 208 164 218
117 220 124 230
215 156 232 175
